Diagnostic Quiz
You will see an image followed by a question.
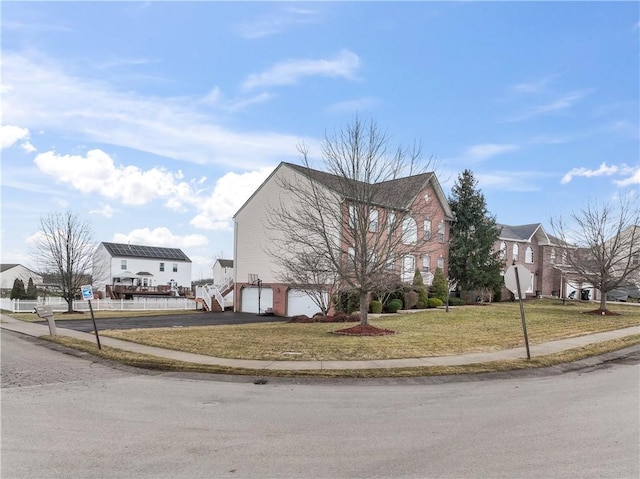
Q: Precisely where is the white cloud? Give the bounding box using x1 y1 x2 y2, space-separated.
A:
89 204 116 218
511 74 560 94
242 50 360 90
614 168 640 187
34 149 200 209
112 227 209 248
1 125 36 151
327 97 380 114
506 89 593 122
234 6 321 39
2 52 306 169
561 162 619 184
190 167 275 231
465 143 519 161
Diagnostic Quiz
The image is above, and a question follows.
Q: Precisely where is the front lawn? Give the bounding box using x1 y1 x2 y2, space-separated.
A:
101 300 640 361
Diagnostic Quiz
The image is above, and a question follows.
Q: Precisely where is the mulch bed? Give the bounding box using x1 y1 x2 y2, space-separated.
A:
333 324 396 336
288 314 359 323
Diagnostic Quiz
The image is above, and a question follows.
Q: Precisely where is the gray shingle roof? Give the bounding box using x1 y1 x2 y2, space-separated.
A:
217 259 234 268
101 242 191 262
497 223 542 242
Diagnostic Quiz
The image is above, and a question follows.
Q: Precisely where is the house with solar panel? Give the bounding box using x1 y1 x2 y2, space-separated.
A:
92 242 192 299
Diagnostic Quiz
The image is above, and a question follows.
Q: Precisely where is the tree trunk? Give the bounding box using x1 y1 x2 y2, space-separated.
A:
599 293 607 312
359 290 369 325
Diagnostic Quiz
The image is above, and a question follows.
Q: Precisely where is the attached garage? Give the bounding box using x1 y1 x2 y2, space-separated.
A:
240 286 273 314
286 289 325 317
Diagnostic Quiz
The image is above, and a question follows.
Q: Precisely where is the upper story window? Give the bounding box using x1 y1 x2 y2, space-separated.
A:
437 256 445 270
550 248 556 263
525 246 534 264
348 205 356 228
513 244 519 262
172 263 178 273
386 254 395 271
387 212 396 234
437 220 446 243
159 262 165 272
121 260 127 270
402 217 417 245
424 219 432 241
369 209 378 233
499 242 507 260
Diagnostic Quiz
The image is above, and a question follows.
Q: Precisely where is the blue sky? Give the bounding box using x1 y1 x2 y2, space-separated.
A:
2 1 638 281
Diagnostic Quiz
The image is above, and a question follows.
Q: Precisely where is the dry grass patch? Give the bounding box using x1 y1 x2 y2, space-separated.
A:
102 300 640 361
5 309 200 322
44 334 640 378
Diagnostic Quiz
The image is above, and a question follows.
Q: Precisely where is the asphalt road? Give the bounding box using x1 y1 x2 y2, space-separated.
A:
2 329 639 479
35 310 288 332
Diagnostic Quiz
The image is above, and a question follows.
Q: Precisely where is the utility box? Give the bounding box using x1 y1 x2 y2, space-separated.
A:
34 305 57 336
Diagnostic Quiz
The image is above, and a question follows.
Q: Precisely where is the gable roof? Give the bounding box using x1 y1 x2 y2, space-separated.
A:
216 259 234 268
1 264 41 276
498 223 544 242
101 242 191 262
249 162 453 219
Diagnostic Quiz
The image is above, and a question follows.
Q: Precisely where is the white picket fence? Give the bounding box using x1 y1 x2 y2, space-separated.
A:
1 296 198 313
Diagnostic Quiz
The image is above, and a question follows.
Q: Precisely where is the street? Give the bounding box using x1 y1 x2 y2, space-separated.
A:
1 329 639 479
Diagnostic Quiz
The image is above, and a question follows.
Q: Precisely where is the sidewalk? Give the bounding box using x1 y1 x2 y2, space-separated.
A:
1 313 638 371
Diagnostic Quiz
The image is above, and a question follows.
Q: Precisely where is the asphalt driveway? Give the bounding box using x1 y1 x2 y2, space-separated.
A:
37 311 288 333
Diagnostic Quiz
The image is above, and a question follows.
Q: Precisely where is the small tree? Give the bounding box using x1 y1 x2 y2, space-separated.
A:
26 278 38 300
413 269 428 307
552 198 640 313
31 211 96 313
10 278 26 300
448 170 503 302
430 268 448 302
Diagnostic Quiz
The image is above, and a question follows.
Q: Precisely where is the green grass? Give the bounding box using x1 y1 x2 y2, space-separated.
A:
100 300 640 361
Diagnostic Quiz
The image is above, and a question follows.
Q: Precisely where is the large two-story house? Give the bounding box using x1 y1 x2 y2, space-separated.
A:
233 162 453 317
92 242 192 299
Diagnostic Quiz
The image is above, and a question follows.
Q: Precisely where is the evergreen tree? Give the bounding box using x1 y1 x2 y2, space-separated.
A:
448 170 503 302
26 278 38 300
10 278 26 300
412 269 428 307
430 268 448 302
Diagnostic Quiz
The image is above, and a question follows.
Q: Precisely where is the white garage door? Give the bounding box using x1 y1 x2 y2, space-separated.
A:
241 286 273 314
286 289 325 317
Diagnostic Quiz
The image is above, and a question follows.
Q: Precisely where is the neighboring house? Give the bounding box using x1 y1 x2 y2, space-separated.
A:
233 161 453 317
0 264 43 295
92 242 192 299
213 259 234 288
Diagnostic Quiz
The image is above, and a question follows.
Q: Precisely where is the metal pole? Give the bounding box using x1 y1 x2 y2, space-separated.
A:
88 300 101 350
514 265 531 359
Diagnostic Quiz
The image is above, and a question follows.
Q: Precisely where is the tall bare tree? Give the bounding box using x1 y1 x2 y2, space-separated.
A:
552 198 640 312
267 117 437 325
31 211 96 313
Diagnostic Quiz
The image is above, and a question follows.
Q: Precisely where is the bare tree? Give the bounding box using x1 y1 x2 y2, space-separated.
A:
552 198 640 312
266 117 437 325
31 211 97 313
274 252 338 316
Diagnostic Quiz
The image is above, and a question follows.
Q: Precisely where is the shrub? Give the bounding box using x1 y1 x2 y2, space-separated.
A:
427 297 444 308
10 278 26 300
386 298 403 313
333 290 360 314
370 300 383 314
430 268 448 302
404 291 419 309
416 301 427 309
447 297 466 306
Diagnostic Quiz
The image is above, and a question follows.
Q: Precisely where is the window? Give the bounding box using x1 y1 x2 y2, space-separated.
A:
386 254 395 271
632 254 639 266
401 255 415 282
347 246 355 262
550 248 556 263
423 219 432 241
121 260 127 270
348 205 356 228
499 242 507 260
369 209 378 233
525 246 534 264
159 262 165 272
437 221 446 243
172 263 178 273
423 192 430 203
402 217 417 245
513 244 519 262
437 256 445 270
387 212 396 234
422 255 430 273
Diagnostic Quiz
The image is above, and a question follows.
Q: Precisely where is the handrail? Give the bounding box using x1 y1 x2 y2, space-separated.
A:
195 285 212 311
